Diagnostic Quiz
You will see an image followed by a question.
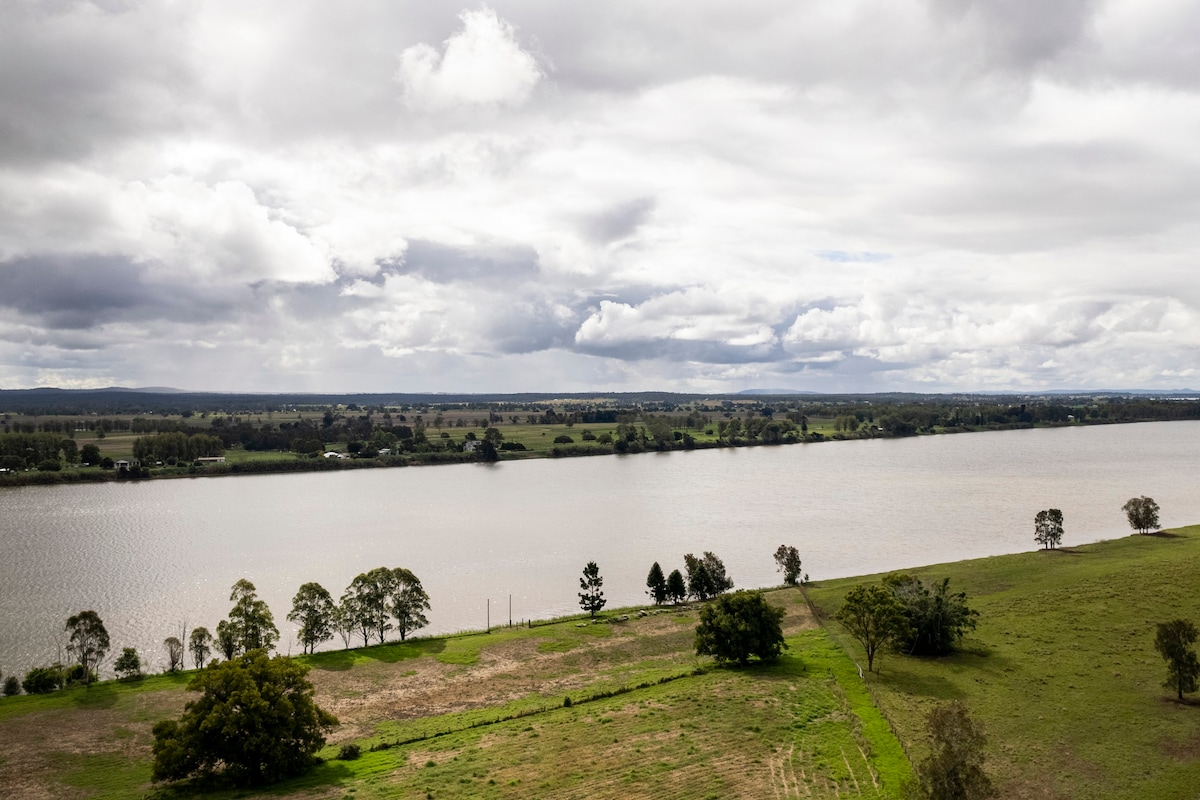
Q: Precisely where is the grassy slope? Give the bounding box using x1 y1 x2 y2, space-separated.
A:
808 525 1200 799
0 590 909 799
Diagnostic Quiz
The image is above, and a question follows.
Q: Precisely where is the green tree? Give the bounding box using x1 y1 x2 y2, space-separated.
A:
188 627 213 669
3 675 19 696
835 584 909 673
390 568 430 641
332 602 356 649
287 582 336 655
343 568 397 645
151 651 338 786
227 579 279 654
1123 496 1161 534
80 442 101 464
215 620 238 660
909 702 995 800
1034 508 1064 550
884 574 978 656
684 551 733 601
65 610 109 686
666 569 687 605
773 544 803 585
694 591 787 665
114 647 142 680
578 561 607 617
1154 619 1200 701
164 636 185 672
646 562 668 605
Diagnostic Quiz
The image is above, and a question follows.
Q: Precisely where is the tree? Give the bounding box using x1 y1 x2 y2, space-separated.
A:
578 561 607 617
81 442 101 464
774 545 803 585
215 620 238 660
1154 619 1200 701
835 584 909 673
684 551 733 601
646 562 668 605
884 574 978 656
3 675 20 696
164 636 185 672
666 569 687 605
1123 496 1161 534
188 627 213 669
390 568 430 641
331 602 356 650
909 702 995 800
227 579 279 654
1033 508 1064 550
114 647 143 680
151 651 338 786
343 568 398 645
288 582 336 655
694 591 787 665
65 610 109 687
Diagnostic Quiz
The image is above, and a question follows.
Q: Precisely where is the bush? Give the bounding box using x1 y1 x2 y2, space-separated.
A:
114 647 143 681
694 591 787 665
22 666 62 694
152 650 338 786
337 743 361 761
36 459 62 472
553 435 574 444
3 675 20 696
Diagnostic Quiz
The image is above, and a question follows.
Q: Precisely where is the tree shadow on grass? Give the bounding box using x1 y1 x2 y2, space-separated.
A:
152 760 356 798
306 638 447 672
73 682 119 709
876 665 966 701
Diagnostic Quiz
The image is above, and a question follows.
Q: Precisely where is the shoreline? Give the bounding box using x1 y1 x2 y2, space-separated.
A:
0 416 1119 489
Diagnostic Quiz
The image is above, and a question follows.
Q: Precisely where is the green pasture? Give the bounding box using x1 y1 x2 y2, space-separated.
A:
0 591 909 799
808 525 1200 799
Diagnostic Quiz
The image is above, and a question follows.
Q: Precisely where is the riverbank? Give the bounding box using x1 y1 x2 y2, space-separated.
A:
0 417 1090 488
3 526 1200 798
808 524 1200 799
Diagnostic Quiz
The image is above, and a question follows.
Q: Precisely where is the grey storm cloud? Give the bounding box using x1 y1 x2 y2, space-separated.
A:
0 254 248 329
0 0 1198 393
400 240 541 285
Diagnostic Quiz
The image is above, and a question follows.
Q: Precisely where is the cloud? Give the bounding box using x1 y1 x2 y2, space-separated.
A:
0 1 1197 393
396 7 543 111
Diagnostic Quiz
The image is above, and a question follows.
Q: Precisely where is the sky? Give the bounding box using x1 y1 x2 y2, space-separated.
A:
1 0 1197 394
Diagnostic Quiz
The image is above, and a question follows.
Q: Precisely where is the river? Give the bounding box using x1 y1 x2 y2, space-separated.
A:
1 420 1197 677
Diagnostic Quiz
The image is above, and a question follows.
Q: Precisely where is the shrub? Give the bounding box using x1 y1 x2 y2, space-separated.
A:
114 647 143 681
3 675 20 696
338 743 361 761
553 435 574 444
22 666 62 694
36 459 62 472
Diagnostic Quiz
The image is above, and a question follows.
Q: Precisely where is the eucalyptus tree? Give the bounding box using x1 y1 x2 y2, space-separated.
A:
288 582 336 654
164 636 185 672
1034 509 1064 550
188 627 213 669
390 568 430 642
226 579 279 654
343 567 398 645
65 610 109 686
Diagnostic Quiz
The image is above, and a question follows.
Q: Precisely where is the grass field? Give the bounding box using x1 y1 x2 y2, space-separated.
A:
0 588 909 799
807 525 1200 799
